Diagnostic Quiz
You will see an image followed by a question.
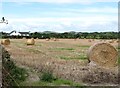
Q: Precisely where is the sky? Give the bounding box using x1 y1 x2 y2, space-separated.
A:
0 0 119 33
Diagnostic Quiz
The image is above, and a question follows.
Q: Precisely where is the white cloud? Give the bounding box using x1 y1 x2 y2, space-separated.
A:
69 7 118 14
0 15 117 33
0 21 117 33
8 15 117 24
2 0 119 3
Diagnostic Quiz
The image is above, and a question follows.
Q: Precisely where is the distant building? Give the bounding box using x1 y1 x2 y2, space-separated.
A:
9 30 30 37
19 32 29 37
9 30 21 36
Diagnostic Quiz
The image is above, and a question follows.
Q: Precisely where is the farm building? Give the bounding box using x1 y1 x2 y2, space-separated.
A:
5 30 30 38
9 30 30 36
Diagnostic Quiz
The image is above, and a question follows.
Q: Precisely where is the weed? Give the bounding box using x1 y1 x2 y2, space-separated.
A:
40 71 56 82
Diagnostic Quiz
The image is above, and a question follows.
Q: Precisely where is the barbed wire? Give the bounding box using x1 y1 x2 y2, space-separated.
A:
2 66 20 87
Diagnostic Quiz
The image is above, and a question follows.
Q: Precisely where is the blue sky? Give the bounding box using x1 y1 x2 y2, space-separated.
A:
0 0 119 33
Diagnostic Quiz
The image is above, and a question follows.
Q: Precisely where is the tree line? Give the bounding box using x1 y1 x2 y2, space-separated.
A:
0 31 119 39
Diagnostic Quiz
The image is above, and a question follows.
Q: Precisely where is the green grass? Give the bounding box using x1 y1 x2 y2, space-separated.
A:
76 45 90 49
52 79 81 86
30 81 51 86
20 78 82 87
50 47 75 51
20 69 83 87
40 71 56 82
60 55 87 60
20 70 83 86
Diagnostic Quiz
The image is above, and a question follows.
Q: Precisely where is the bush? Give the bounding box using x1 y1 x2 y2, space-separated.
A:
40 71 56 82
2 46 28 87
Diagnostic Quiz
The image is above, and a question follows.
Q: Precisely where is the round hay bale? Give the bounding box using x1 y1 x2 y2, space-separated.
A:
53 38 57 41
46 38 49 41
74 39 77 41
103 39 106 42
26 38 35 45
50 38 53 40
88 39 92 42
116 40 119 43
92 39 94 41
87 42 118 67
36 38 39 40
109 40 114 43
22 37 26 41
22 37 26 39
1 39 10 45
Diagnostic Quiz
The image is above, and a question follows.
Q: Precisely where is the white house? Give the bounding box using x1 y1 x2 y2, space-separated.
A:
9 30 30 37
10 31 21 36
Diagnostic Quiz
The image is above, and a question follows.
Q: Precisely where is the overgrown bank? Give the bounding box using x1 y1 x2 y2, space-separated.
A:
2 45 28 87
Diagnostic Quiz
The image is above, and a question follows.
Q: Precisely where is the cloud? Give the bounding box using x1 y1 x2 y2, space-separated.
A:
0 21 117 33
1 0 118 32
68 7 117 14
0 15 117 33
2 0 119 3
7 14 117 24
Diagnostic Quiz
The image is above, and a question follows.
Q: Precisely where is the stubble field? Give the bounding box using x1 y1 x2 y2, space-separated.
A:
1 39 119 86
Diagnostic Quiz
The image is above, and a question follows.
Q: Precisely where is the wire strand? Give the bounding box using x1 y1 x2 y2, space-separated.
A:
2 66 20 87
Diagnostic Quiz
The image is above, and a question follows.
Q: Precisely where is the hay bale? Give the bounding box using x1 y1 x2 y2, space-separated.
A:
103 39 106 42
116 40 119 43
22 37 26 41
26 38 35 45
50 38 53 40
1 39 10 45
53 38 57 41
88 39 92 42
23 37 26 39
87 42 118 67
74 39 77 41
46 38 49 41
36 38 39 40
109 40 114 43
92 39 94 41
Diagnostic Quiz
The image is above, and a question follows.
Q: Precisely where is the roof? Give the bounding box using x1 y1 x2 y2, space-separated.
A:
10 32 21 36
9 30 16 34
19 32 30 34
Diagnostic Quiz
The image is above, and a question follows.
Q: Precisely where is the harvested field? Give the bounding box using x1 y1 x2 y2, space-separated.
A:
1 39 119 86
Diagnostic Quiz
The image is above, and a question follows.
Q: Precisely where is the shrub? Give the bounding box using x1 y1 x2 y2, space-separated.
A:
40 71 56 82
2 46 28 87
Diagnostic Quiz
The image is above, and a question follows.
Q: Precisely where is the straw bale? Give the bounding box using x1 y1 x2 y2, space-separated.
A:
88 39 92 42
87 42 118 67
27 38 35 45
1 39 10 45
46 38 49 41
